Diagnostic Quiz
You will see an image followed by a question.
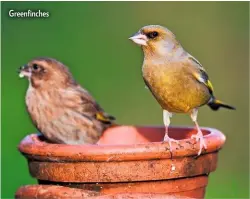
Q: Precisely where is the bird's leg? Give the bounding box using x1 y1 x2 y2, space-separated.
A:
190 108 207 156
163 110 179 152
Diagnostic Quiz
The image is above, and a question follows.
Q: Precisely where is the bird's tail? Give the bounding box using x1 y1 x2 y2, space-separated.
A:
208 99 235 111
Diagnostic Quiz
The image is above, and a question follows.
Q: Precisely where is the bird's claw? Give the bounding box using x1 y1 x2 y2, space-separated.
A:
163 134 179 153
191 130 207 156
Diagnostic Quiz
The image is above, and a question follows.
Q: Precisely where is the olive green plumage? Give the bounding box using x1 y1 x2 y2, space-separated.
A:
130 25 235 155
132 25 235 113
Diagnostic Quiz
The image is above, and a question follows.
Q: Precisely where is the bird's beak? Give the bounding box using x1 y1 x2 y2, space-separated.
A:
129 32 148 46
18 64 31 78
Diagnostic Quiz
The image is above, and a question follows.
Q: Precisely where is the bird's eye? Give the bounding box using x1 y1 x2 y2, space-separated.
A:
147 31 159 39
32 64 39 70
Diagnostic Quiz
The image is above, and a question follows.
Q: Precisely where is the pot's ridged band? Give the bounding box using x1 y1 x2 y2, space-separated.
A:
38 175 208 194
15 185 100 199
28 153 216 182
18 126 225 162
15 184 201 199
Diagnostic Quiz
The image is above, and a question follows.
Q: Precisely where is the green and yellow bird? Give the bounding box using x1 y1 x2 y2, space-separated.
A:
129 25 235 155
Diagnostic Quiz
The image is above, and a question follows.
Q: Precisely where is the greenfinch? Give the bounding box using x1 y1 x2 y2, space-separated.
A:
129 25 235 155
19 57 115 144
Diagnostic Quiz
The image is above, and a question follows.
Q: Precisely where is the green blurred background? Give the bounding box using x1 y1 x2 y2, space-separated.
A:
1 2 249 198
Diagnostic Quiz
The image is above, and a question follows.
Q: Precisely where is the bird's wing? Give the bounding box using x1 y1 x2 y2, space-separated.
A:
64 86 115 124
188 56 214 95
78 88 115 124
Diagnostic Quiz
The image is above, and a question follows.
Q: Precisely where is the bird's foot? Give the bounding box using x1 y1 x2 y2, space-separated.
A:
191 130 207 156
163 133 179 153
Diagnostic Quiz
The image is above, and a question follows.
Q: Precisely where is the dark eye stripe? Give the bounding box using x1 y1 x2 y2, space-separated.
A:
147 31 159 39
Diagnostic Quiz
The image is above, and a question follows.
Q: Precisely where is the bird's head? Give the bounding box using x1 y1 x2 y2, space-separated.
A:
19 57 74 88
129 25 179 57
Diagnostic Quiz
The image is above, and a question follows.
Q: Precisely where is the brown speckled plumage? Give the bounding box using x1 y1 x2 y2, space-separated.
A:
20 57 115 144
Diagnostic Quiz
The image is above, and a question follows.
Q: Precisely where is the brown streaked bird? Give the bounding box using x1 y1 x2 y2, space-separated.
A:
19 57 115 144
129 25 235 155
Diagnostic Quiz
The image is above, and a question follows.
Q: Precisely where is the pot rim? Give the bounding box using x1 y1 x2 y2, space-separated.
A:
18 126 225 162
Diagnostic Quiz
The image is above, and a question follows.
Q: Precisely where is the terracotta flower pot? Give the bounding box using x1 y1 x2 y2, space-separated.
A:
16 126 225 199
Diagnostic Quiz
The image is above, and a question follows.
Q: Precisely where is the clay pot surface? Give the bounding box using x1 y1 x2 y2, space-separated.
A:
16 185 192 199
17 126 226 199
